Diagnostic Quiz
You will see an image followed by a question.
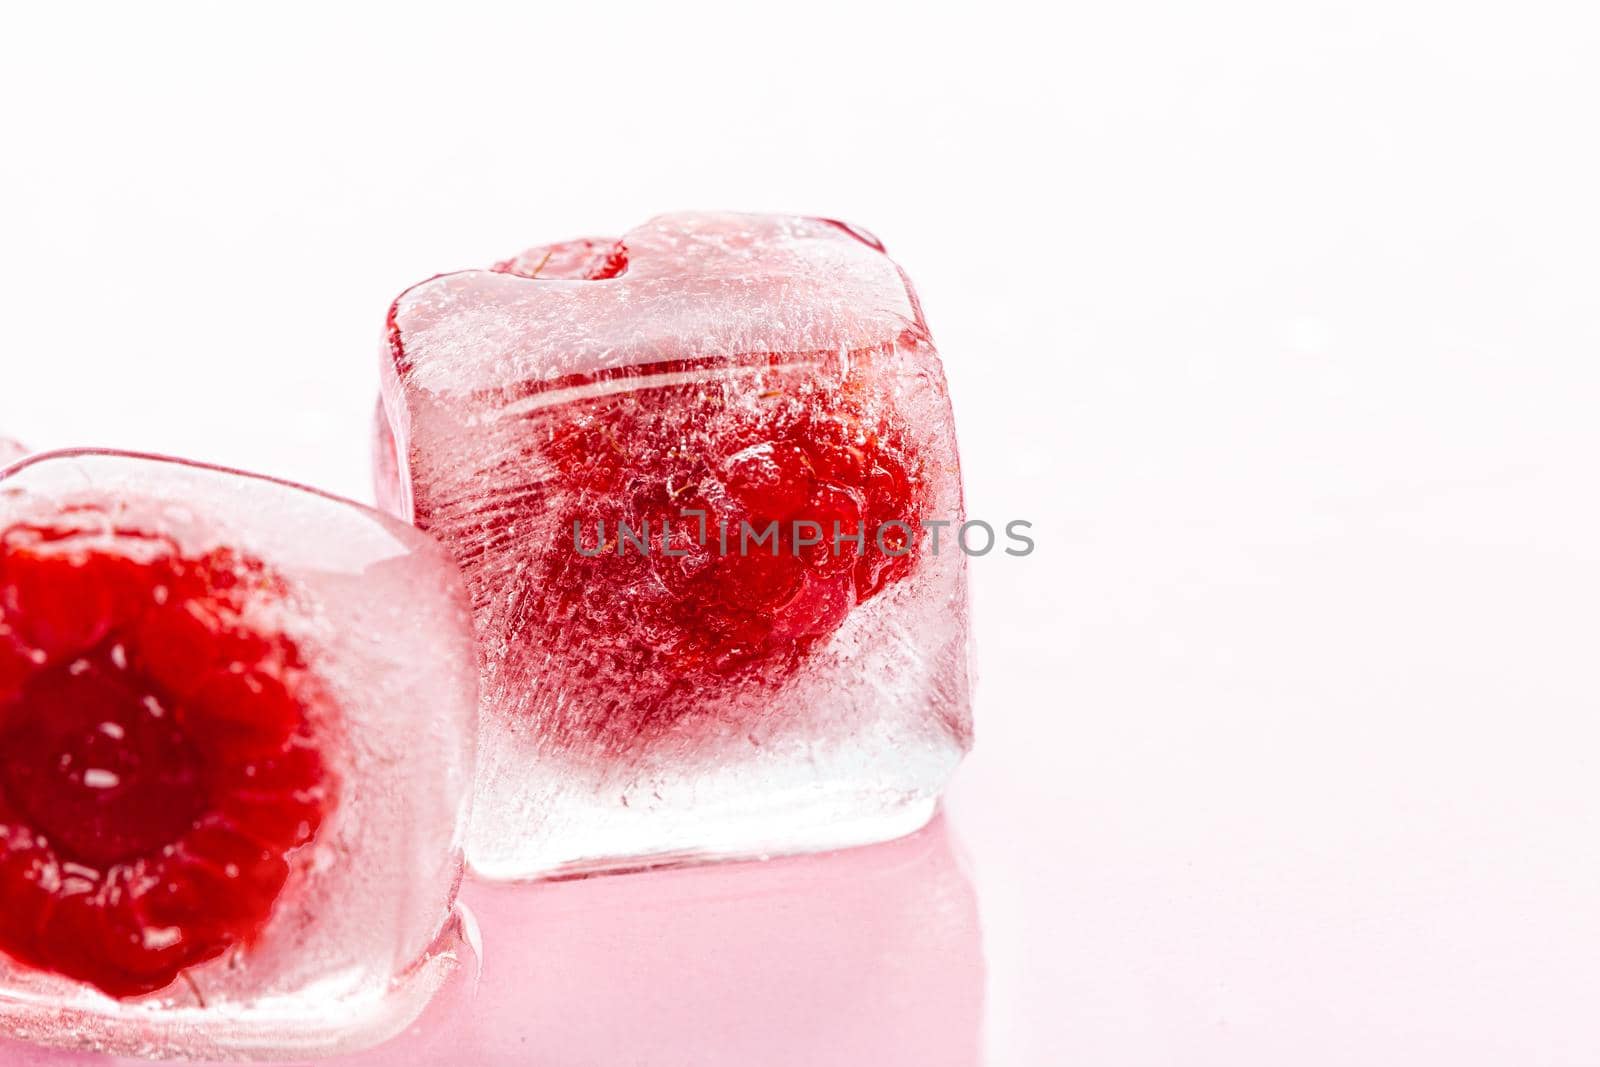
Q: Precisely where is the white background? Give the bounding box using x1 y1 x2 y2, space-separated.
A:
4 4 1600 1063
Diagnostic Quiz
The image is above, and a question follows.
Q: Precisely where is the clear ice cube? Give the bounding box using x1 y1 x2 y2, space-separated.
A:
377 212 972 880
0 451 478 1059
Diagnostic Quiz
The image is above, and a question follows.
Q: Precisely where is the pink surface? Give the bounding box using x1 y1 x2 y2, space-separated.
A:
1 816 982 1065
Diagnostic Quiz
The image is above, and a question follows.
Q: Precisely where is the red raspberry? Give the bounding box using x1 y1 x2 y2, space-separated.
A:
0 516 336 998
526 355 925 740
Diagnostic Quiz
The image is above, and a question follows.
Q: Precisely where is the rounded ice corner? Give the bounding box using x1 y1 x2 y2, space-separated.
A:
0 901 482 1062
0 448 479 1060
0 448 441 553
813 215 888 252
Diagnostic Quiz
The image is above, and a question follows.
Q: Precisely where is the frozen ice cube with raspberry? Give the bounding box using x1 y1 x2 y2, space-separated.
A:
378 212 972 880
0 451 478 1059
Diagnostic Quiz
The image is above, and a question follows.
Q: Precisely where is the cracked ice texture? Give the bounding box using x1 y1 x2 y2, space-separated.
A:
0 452 478 1060
378 213 971 879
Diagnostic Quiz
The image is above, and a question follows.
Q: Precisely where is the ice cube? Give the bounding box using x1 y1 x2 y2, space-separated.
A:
0 450 478 1059
377 212 972 880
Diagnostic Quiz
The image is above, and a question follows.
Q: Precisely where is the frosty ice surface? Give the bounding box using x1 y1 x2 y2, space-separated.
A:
0 451 478 1059
378 213 972 879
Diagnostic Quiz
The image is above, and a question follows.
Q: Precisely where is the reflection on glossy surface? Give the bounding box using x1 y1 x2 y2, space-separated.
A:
1 815 983 1066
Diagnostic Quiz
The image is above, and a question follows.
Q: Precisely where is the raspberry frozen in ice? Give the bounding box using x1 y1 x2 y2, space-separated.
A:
378 212 972 879
0 525 333 999
0 451 479 1059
